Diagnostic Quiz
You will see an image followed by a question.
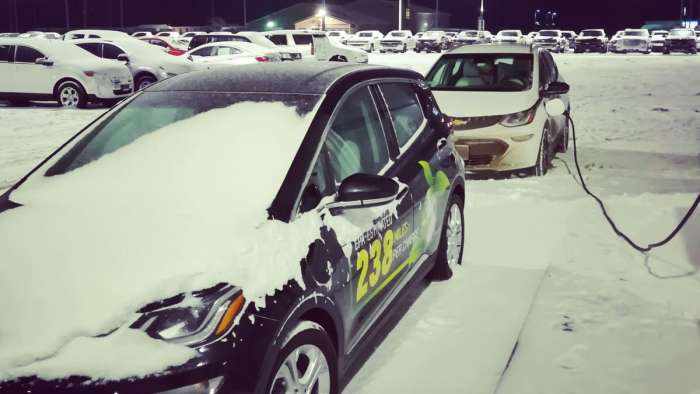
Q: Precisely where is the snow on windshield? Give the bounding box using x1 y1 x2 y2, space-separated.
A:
0 101 322 381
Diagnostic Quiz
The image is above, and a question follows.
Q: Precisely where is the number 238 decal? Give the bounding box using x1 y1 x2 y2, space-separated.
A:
355 229 394 303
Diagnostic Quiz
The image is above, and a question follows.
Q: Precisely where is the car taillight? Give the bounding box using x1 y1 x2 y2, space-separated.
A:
255 56 270 62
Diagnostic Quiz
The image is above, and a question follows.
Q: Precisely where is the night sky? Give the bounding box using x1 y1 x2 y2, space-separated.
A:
0 0 690 34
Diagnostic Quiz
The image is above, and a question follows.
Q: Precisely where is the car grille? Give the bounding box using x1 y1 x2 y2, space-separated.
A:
347 41 367 45
451 115 501 131
454 139 509 167
381 40 401 45
465 155 493 166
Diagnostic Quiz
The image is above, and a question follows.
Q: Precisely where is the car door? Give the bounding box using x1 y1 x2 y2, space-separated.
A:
14 45 53 95
319 85 415 354
376 81 455 278
0 44 14 93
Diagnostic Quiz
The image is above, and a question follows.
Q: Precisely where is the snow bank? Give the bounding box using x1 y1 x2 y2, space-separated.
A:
0 101 321 380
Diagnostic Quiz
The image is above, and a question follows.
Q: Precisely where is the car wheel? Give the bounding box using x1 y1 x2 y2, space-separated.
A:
402 44 407 53
430 193 465 280
534 127 551 177
136 74 157 91
267 322 337 394
55 80 87 109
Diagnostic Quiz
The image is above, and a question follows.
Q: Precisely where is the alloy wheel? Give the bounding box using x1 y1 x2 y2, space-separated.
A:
271 344 331 394
59 87 80 108
445 203 464 268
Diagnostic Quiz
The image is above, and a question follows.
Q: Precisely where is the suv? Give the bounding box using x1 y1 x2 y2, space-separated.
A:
574 29 608 53
533 30 566 52
327 30 349 44
663 28 697 54
416 31 448 52
494 30 525 44
0 62 465 394
266 30 367 63
379 30 416 53
346 30 384 52
650 30 669 52
618 29 651 54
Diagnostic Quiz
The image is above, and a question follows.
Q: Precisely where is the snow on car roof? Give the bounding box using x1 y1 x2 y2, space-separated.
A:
449 43 534 55
0 37 100 58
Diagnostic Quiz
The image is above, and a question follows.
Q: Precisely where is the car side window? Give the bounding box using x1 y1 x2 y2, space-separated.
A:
268 34 288 45
545 52 559 81
103 43 125 59
325 87 390 182
191 46 215 57
538 53 552 88
380 83 425 147
15 46 45 63
77 42 101 57
216 46 241 56
0 44 14 62
69 34 85 39
292 34 313 45
88 34 100 39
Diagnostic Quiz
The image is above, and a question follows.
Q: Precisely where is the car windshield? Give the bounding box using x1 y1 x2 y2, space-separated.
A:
539 31 558 37
669 29 693 37
581 30 603 37
652 32 668 37
460 31 479 37
624 31 646 37
426 54 534 92
390 32 406 37
358 32 372 37
500 31 518 37
45 92 320 176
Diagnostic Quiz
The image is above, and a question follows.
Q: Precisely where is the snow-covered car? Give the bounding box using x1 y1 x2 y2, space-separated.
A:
494 30 525 45
415 30 448 52
379 30 416 53
574 29 608 53
454 30 483 47
425 44 571 175
0 38 133 107
0 62 465 394
63 29 131 41
185 41 281 67
650 30 669 52
618 29 651 54
266 30 366 62
188 32 248 51
181 31 207 39
444 31 459 49
139 36 187 56
72 38 197 90
608 30 624 52
234 31 303 61
533 30 566 52
155 31 180 39
526 32 538 44
561 30 577 50
327 30 349 44
18 31 61 39
131 31 153 38
346 30 384 52
663 28 698 55
265 30 316 57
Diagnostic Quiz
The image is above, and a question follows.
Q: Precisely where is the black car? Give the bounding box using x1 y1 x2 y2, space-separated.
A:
663 28 698 54
574 29 608 53
0 63 465 394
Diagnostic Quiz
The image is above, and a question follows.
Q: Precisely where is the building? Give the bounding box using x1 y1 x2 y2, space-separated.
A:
245 0 450 33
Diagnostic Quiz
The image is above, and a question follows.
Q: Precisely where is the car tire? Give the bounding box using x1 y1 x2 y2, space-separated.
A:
136 74 157 91
266 322 338 394
533 126 552 177
557 119 570 153
55 80 87 109
402 44 407 53
430 193 465 280
329 55 347 62
369 44 374 52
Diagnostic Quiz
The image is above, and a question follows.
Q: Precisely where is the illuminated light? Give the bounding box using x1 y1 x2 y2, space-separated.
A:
214 294 245 336
266 20 276 28
316 8 327 17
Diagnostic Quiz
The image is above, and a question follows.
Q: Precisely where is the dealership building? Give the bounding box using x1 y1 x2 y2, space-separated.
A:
246 0 450 33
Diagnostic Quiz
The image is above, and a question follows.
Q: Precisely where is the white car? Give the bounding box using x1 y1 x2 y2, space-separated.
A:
454 30 492 47
131 31 153 38
265 30 366 62
533 30 566 52
327 31 349 44
18 31 61 39
561 31 577 50
185 41 281 67
650 30 669 52
346 30 384 52
181 31 206 39
696 31 700 50
265 30 316 57
72 38 197 90
415 30 448 52
425 44 571 176
618 29 651 54
608 30 624 52
526 32 538 44
494 30 525 44
156 31 180 39
0 38 133 108
379 30 416 53
63 29 132 41
235 31 303 61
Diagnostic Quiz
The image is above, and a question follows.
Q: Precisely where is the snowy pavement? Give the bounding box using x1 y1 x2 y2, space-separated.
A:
1 53 699 393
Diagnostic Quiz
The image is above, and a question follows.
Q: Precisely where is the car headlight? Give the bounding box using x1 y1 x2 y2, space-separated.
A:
500 106 537 128
131 284 245 346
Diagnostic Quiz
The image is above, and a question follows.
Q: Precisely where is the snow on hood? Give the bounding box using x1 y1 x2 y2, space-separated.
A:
432 90 538 117
0 101 322 380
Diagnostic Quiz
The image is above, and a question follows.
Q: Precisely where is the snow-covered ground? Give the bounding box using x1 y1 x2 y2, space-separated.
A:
1 53 699 393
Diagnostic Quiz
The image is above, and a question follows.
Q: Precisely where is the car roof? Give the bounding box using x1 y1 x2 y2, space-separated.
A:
149 63 422 95
449 44 535 54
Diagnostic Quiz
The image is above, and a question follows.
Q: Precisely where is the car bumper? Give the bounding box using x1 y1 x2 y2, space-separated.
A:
575 41 605 51
665 41 696 51
451 122 542 173
379 43 405 52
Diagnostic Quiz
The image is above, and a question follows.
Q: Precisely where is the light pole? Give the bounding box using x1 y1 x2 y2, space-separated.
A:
317 7 327 31
83 0 87 27
434 0 439 28
64 0 70 29
243 0 247 27
398 0 402 30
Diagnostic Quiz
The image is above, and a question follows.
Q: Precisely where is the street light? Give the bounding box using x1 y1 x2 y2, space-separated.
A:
316 8 327 31
266 20 276 29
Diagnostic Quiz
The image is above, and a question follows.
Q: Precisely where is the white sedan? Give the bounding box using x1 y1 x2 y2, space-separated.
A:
425 44 570 176
185 41 281 67
0 38 133 108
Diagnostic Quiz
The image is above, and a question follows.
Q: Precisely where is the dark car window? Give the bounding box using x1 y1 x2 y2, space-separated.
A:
325 87 389 182
148 39 168 48
0 44 14 62
292 34 313 45
211 35 247 44
268 34 288 45
188 35 209 50
191 46 216 57
103 43 126 59
15 46 45 63
68 33 85 39
380 83 425 147
88 34 100 38
77 42 101 57
426 54 534 92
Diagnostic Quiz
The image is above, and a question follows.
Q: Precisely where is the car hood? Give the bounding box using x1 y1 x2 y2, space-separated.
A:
432 90 538 117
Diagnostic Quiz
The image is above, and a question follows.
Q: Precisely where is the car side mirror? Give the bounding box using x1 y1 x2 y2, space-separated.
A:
117 53 130 63
543 81 570 97
187 54 194 61
327 173 401 214
35 57 53 66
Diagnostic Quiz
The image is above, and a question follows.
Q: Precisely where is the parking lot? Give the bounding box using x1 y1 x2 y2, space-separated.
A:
2 51 699 393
